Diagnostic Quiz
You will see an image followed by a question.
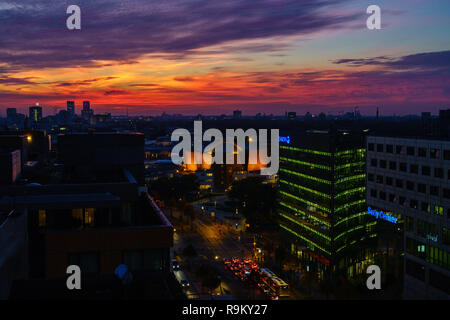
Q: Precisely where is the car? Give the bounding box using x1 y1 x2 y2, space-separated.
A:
270 294 279 300
180 279 190 287
172 259 180 271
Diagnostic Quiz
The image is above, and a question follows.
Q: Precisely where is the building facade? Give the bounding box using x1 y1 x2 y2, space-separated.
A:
366 136 450 299
278 130 377 281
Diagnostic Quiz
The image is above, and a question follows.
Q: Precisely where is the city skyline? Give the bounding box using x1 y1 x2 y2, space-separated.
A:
0 0 449 115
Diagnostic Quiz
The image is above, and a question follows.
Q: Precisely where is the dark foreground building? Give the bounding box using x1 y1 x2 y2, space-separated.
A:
278 129 377 281
0 133 181 299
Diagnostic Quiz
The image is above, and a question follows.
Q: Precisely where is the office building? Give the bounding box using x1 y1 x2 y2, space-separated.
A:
278 130 377 280
6 108 17 119
67 101 75 117
0 133 178 299
366 136 450 299
29 104 42 126
81 101 93 122
0 149 21 184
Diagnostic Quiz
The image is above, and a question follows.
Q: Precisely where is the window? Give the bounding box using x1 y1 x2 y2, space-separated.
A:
444 188 450 199
377 144 384 152
430 148 440 159
399 162 407 172
399 196 407 206
85 208 95 227
389 193 396 202
396 145 403 154
421 166 430 176
396 179 403 188
389 161 396 170
370 158 377 167
410 199 418 209
368 143 374 151
406 181 414 191
410 164 418 174
368 173 374 182
370 189 377 197
380 160 387 169
435 167 444 178
418 148 427 157
406 216 414 232
123 249 165 272
71 208 95 228
418 183 426 193
444 150 450 160
68 252 99 275
123 250 143 271
443 227 450 246
434 205 444 216
376 175 383 184
407 146 415 156
379 191 386 200
386 177 393 185
38 209 46 227
430 185 439 196
417 219 438 239
421 202 430 213
386 144 393 153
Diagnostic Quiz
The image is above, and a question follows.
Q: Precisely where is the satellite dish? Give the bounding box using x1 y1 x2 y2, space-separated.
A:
114 264 133 285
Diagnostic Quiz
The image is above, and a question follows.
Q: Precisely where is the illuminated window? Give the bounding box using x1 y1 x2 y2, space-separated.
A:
38 209 46 227
72 208 83 224
85 208 95 226
434 206 444 216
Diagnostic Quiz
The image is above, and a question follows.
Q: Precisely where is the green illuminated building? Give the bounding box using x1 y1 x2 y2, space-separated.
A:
278 130 377 280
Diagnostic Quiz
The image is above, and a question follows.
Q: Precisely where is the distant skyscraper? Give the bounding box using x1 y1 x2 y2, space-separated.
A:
83 101 90 111
29 103 42 125
81 101 94 121
6 108 17 119
67 101 75 116
233 110 242 119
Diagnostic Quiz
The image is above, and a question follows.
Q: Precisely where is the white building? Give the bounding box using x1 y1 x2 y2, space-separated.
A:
366 136 450 299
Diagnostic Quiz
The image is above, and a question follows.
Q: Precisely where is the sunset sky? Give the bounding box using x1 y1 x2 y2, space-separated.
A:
0 0 449 116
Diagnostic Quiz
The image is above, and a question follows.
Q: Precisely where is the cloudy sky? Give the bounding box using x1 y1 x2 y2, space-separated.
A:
0 0 449 116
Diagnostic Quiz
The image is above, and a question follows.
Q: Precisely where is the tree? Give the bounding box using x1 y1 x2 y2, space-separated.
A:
202 273 221 296
182 244 197 258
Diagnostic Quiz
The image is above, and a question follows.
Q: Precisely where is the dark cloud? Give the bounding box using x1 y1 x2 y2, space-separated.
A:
104 89 129 96
0 76 36 85
51 76 117 87
0 0 356 70
173 76 195 82
333 51 450 72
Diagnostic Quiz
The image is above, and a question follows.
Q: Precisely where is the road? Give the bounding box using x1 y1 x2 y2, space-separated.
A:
174 214 267 300
170 196 305 300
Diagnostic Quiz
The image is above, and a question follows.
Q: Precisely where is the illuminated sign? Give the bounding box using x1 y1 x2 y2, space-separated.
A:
367 207 398 223
279 136 290 144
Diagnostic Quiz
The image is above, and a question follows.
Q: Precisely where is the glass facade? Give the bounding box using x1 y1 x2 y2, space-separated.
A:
278 133 376 279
